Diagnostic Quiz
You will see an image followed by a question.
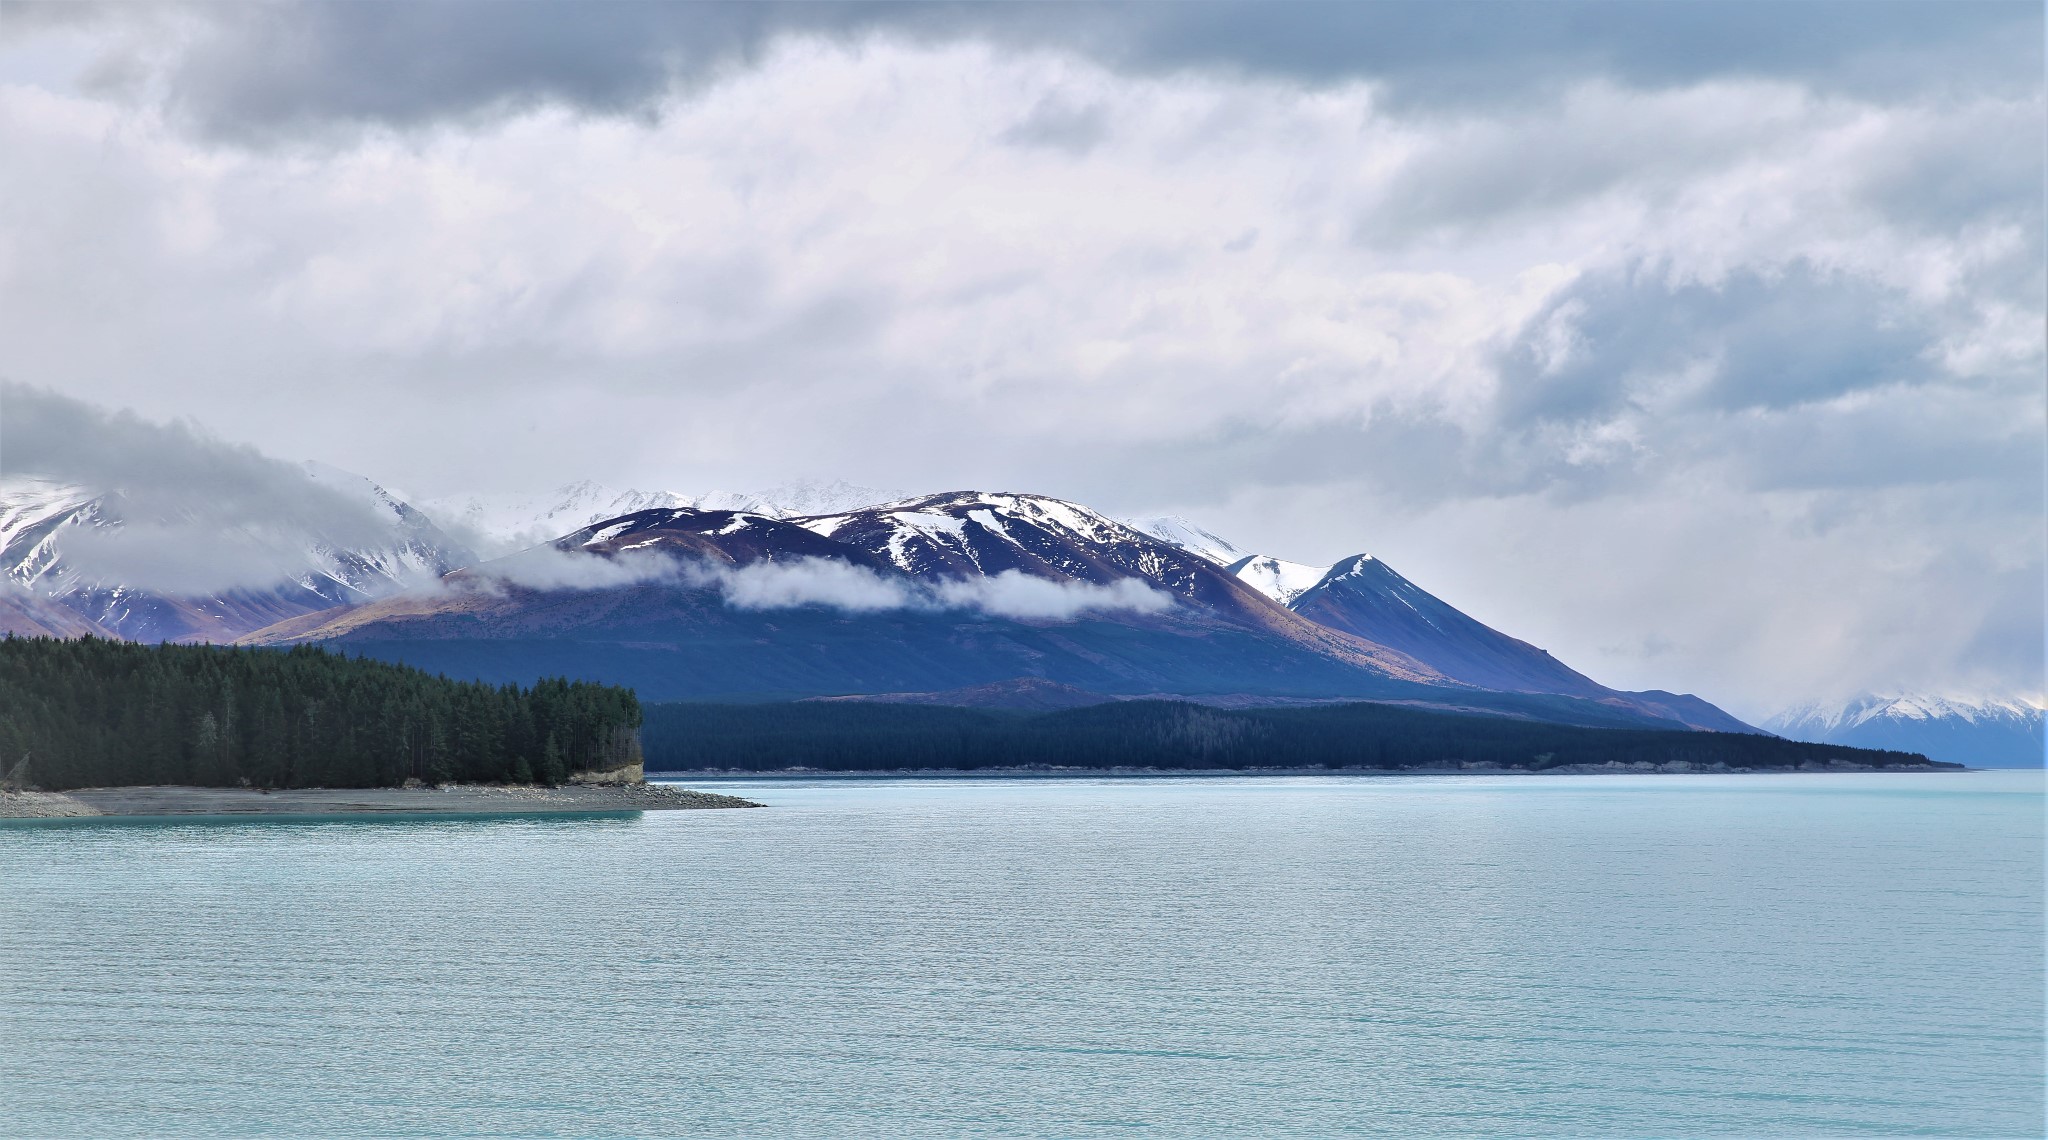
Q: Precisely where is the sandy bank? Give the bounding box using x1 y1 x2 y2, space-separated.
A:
0 782 762 820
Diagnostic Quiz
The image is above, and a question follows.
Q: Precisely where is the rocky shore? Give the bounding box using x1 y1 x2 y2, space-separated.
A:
0 782 762 820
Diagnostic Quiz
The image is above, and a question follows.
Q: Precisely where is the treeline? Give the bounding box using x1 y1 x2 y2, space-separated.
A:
0 637 641 791
640 699 1951 772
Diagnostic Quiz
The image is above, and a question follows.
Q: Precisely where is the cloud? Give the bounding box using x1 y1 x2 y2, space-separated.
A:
1000 94 1109 154
26 1 2039 140
468 544 689 593
0 384 419 594
709 556 917 614
474 547 1173 621
0 14 2037 710
933 570 1174 620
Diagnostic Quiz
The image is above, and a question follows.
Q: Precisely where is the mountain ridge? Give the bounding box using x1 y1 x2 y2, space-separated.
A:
240 491 1752 733
1765 694 2044 767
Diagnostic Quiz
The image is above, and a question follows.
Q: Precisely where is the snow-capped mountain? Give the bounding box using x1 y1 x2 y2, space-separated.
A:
1286 554 1610 698
1766 695 2045 768
798 493 1233 596
243 491 1751 733
1125 516 1250 566
1137 525 1754 732
0 468 471 643
422 479 905 552
244 498 1464 702
1126 518 1328 603
1226 555 1330 605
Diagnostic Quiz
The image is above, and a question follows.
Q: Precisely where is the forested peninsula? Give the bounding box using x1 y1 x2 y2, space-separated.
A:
1 636 1957 809
0 636 644 791
640 699 1958 774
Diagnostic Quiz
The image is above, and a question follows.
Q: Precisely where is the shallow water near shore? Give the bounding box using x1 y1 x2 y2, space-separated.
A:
2 771 2040 1137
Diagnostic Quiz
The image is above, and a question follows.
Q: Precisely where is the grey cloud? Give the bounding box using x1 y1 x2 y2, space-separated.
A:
1856 98 2048 235
42 1 2039 140
1044 262 2038 513
0 383 406 592
1498 264 1946 425
1000 95 1109 154
1 382 392 548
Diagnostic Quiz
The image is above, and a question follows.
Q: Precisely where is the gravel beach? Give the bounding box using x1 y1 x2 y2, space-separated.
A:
0 783 762 819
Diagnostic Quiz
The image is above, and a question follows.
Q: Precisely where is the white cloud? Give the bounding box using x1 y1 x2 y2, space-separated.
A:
0 26 2037 708
0 384 437 595
711 557 916 614
933 570 1174 620
472 548 1174 621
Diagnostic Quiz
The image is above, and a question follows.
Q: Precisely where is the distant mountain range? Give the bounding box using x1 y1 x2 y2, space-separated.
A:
22 456 2017 747
233 489 1754 732
1765 695 2044 768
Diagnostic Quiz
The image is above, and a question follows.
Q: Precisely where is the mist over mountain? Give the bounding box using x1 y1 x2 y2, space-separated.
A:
216 486 1755 733
8 386 2019 738
0 389 473 642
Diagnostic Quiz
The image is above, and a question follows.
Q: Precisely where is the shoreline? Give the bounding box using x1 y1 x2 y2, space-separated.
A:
651 760 1969 781
0 782 763 821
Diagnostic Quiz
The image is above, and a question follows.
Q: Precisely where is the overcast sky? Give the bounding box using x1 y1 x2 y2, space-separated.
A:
1 1 2041 717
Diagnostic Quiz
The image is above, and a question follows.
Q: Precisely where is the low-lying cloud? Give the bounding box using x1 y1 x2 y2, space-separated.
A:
474 547 1174 621
0 385 449 596
932 570 1174 620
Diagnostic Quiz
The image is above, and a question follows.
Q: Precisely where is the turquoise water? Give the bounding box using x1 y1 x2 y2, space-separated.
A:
1 772 2040 1138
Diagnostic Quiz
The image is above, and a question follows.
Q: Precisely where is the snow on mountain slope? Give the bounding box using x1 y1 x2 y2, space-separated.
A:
420 482 689 552
797 492 1282 613
423 479 905 552
0 477 100 595
1227 554 1331 605
1766 695 2045 767
1125 516 1250 566
0 469 471 643
241 496 1459 696
1123 514 1331 605
241 488 1758 731
720 479 909 518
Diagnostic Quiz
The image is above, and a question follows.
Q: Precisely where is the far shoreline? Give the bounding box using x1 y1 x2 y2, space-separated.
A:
651 760 1973 781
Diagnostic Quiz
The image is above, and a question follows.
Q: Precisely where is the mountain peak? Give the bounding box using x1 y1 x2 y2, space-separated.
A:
794 491 1165 579
1225 554 1330 604
423 479 906 552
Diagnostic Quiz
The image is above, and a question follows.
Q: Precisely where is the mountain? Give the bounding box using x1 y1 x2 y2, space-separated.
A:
243 496 1463 703
1226 554 1330 605
1766 695 2045 768
0 468 472 643
421 479 904 552
1125 516 1250 566
241 491 1749 733
1287 555 1611 698
1146 543 1754 733
791 492 1451 681
804 677 1123 712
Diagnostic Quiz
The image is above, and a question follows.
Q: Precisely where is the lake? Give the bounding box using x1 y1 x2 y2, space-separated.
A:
2 771 2040 1137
